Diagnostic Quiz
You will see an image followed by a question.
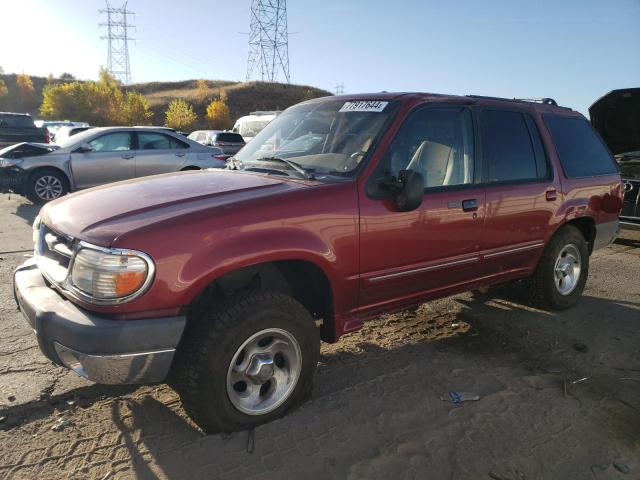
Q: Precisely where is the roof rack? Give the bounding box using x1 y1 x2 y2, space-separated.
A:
466 95 558 107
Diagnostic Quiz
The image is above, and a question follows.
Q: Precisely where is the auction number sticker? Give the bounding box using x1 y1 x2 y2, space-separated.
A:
339 101 388 113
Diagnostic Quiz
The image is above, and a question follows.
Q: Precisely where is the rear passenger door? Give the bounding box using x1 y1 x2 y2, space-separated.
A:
478 109 560 277
134 132 190 177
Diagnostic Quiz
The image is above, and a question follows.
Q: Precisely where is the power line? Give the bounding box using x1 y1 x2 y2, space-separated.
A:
99 1 135 84
246 0 290 83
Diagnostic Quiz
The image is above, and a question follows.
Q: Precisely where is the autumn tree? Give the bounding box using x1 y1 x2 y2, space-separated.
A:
196 79 209 103
0 79 8 98
165 99 197 130
16 73 35 109
206 98 231 130
122 91 153 125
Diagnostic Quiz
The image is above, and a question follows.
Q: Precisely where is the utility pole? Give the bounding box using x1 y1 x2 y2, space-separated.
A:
99 1 135 84
335 83 345 95
246 0 290 83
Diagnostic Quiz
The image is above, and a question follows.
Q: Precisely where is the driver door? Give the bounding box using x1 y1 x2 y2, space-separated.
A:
70 131 135 189
358 105 486 312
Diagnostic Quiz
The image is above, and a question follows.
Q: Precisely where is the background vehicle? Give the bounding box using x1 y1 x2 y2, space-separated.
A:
34 120 89 142
13 93 622 434
590 88 640 230
188 130 246 155
53 125 93 144
1 126 226 202
232 110 281 142
0 113 50 147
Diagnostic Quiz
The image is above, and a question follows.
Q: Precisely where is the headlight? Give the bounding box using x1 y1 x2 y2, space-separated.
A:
69 246 154 302
0 158 23 168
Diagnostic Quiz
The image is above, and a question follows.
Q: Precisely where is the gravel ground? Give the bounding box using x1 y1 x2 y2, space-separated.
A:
0 193 638 480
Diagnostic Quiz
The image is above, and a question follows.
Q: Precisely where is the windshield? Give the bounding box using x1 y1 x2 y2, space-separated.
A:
234 99 395 175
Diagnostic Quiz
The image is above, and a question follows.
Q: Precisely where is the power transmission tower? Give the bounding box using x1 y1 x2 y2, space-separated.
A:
99 1 135 84
335 83 345 95
246 0 290 83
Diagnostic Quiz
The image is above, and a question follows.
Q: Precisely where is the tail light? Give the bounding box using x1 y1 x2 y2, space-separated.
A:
213 154 227 161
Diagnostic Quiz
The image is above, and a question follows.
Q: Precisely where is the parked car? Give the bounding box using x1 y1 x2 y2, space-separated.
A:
13 93 623 433
232 110 281 142
34 121 89 142
188 130 246 155
589 88 640 230
0 126 226 202
53 125 94 144
0 112 50 147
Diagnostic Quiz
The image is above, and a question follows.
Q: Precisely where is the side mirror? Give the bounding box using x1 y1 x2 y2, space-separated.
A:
74 143 93 153
380 169 424 212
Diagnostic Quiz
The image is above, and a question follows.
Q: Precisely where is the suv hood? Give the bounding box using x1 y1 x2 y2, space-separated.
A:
40 169 307 245
589 88 640 156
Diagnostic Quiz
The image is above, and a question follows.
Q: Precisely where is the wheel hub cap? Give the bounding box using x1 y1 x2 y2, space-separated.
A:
554 244 582 296
226 328 302 416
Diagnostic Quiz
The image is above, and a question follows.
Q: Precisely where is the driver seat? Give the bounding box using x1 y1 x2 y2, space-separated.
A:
406 140 454 187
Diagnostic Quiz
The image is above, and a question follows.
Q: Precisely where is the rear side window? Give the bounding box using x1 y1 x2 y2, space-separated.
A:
0 115 35 128
216 133 244 143
544 115 618 178
137 132 188 150
481 110 543 183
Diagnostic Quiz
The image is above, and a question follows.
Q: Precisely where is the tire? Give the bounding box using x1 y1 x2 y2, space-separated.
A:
25 169 69 203
527 225 589 310
171 291 320 433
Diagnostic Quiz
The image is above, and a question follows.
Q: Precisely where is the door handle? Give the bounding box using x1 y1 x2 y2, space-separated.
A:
175 153 186 157
121 153 134 159
461 199 478 212
545 189 557 201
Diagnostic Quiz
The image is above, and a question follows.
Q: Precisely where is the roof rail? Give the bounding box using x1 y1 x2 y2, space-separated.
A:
466 95 558 107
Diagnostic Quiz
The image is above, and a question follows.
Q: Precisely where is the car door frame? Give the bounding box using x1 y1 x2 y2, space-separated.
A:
356 102 487 316
133 130 191 177
472 105 561 279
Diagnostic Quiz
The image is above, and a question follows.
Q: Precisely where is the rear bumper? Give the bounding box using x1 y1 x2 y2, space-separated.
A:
13 259 187 384
593 219 620 250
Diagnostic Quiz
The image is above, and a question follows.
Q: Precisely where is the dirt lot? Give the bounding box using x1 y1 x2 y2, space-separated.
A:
0 193 638 480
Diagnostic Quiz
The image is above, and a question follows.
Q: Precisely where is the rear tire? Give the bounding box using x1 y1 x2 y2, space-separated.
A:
527 225 589 310
25 169 69 203
171 291 320 433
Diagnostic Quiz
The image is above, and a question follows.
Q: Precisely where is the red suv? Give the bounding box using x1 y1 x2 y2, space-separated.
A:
13 93 623 432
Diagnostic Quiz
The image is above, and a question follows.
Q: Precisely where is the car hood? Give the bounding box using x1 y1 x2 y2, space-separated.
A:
589 88 640 156
40 169 308 246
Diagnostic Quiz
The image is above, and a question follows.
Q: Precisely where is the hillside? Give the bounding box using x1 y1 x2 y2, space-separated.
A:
0 73 332 129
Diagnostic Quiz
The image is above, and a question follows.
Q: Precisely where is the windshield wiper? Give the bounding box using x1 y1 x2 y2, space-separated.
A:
254 157 315 180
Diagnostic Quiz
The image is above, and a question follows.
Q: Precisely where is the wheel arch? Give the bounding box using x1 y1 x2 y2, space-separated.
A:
557 216 596 254
187 259 336 342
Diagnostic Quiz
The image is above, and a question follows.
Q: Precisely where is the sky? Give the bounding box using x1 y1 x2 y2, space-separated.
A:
1 0 639 115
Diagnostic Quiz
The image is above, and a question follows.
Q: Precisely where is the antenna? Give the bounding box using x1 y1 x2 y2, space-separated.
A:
99 1 135 84
246 0 290 83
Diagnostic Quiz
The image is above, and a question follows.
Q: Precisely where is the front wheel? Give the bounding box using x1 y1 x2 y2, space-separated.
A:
528 225 589 310
171 292 320 433
26 169 69 203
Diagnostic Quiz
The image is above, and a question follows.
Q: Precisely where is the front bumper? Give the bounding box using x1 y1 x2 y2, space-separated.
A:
13 259 187 384
0 167 25 194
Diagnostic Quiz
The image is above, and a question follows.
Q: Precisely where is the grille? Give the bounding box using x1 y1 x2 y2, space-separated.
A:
36 224 75 284
621 179 640 219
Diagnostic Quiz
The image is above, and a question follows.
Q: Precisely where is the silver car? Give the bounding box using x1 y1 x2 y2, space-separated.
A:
0 127 227 203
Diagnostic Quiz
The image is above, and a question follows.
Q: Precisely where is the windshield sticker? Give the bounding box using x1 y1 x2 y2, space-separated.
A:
339 101 389 113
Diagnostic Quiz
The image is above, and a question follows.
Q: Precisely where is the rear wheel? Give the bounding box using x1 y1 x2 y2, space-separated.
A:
528 225 589 310
171 291 320 433
26 169 69 203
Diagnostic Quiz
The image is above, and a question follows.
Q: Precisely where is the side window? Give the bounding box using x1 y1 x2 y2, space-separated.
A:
137 132 187 150
382 107 475 189
481 110 539 183
88 132 132 152
544 115 618 178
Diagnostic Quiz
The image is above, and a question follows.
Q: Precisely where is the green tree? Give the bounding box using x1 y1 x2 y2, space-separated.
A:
206 98 231 130
165 99 197 130
122 91 153 125
59 72 75 81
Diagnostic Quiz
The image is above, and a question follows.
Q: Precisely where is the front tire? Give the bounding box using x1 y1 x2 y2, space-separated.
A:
26 169 69 203
172 292 320 433
528 225 589 310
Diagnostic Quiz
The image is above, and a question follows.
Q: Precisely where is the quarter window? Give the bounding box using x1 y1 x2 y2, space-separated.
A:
88 132 132 152
380 107 475 188
481 110 540 183
544 115 618 178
